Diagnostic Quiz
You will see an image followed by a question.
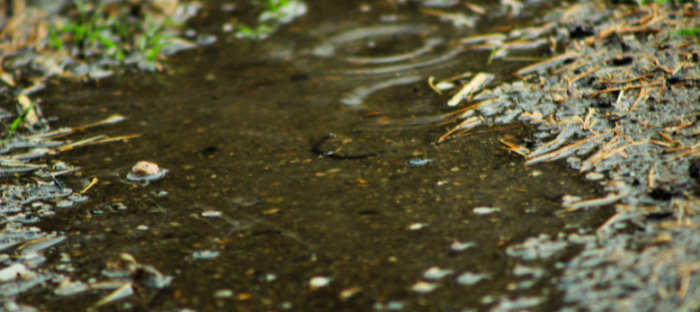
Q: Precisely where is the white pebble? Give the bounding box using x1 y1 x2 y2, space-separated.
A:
456 272 490 285
450 241 475 252
201 210 222 218
214 289 233 298
411 281 438 293
408 223 428 230
423 267 454 280
309 276 331 289
473 207 500 215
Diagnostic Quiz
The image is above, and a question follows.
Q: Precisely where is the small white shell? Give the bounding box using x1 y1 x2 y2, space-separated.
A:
127 161 168 182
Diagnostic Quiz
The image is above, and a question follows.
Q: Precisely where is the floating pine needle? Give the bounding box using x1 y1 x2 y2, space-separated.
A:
81 177 99 194
54 135 106 152
428 76 441 95
435 116 483 143
499 138 530 157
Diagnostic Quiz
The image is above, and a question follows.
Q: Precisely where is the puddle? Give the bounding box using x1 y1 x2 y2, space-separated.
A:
6 0 613 310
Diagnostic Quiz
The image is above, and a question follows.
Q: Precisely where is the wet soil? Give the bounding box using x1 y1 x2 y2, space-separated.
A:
12 0 612 311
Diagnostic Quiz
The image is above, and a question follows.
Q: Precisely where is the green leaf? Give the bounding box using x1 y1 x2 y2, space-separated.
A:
677 29 700 37
48 26 63 50
9 100 37 134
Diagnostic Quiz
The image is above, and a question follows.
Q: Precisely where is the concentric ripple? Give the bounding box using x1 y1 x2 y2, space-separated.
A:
308 23 463 106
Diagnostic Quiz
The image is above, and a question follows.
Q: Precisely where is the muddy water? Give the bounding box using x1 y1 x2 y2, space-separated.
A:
24 1 609 311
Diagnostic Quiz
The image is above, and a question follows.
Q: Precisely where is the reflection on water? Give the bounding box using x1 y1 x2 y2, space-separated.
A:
17 0 612 311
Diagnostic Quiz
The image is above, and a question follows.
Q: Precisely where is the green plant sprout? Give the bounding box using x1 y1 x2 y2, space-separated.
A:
44 0 189 72
234 0 307 40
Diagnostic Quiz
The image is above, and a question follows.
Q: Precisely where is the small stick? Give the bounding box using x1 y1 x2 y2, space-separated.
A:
525 132 612 166
587 82 663 97
559 192 628 213
571 66 601 84
89 134 141 145
599 73 654 84
516 51 579 75
584 21 626 45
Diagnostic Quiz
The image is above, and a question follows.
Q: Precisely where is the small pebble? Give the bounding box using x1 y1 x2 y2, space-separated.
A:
436 81 455 90
450 241 475 252
340 286 362 299
585 172 605 181
214 289 233 298
68 194 88 202
201 210 222 218
192 250 220 260
473 207 500 215
408 158 431 166
411 281 438 293
423 267 454 280
55 200 73 208
408 223 428 230
309 276 331 289
220 3 236 12
456 272 490 285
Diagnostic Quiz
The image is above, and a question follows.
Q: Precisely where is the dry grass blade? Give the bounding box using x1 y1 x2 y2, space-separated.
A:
447 72 494 107
459 33 506 45
436 116 482 143
54 135 107 152
516 51 579 75
525 131 612 166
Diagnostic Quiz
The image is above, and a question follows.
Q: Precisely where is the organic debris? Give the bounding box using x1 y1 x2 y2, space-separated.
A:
53 253 171 311
421 1 700 310
0 114 131 175
1 0 203 102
